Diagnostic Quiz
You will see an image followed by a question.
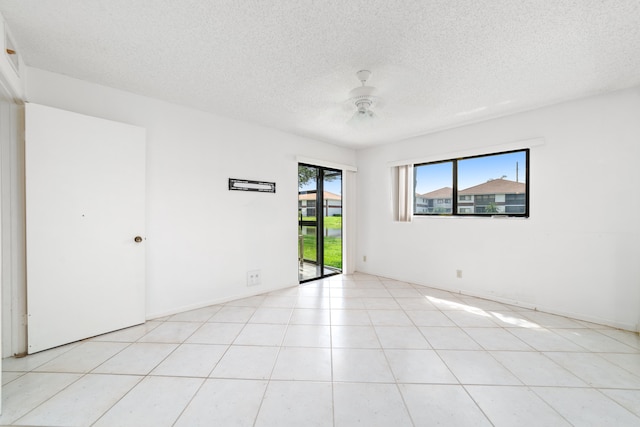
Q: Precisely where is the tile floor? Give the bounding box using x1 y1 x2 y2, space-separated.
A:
2 273 640 426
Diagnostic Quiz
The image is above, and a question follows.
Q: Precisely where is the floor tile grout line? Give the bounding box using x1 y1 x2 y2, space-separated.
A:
500 324 542 351
8 370 88 426
598 354 640 380
458 383 505 427
518 383 581 426
170 376 208 427
329 296 336 427
411 291 530 390
376 276 418 427
92 317 209 426
98 311 216 425
249 301 295 426
387 285 474 394
369 277 418 426
3 272 640 426
88 374 146 427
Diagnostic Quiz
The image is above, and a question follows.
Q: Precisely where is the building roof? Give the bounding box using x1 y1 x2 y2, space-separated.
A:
298 191 341 201
459 179 525 195
419 187 452 199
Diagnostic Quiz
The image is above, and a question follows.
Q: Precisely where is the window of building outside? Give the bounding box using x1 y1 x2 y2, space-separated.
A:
414 149 529 217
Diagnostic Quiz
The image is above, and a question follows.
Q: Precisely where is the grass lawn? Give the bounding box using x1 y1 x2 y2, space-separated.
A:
301 216 341 229
323 216 342 229
322 236 342 269
300 216 342 269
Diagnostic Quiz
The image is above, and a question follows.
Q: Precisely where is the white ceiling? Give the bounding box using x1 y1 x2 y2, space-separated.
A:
1 0 640 148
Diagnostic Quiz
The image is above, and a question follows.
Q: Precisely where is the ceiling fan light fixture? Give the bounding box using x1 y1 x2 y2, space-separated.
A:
348 107 376 126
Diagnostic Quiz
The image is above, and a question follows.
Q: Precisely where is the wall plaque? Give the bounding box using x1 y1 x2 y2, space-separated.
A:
228 178 276 193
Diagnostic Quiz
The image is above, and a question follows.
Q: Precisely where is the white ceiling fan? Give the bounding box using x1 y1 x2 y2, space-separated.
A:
347 70 381 125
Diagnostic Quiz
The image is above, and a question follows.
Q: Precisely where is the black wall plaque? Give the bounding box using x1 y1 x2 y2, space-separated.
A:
229 178 276 193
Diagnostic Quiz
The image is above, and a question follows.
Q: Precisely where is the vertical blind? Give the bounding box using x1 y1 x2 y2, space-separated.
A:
394 165 412 222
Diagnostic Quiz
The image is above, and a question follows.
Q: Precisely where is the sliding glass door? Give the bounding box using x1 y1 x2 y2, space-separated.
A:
298 164 342 282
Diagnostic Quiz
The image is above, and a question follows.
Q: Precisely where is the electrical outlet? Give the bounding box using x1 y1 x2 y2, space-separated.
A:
456 269 463 279
247 270 261 286
363 255 367 262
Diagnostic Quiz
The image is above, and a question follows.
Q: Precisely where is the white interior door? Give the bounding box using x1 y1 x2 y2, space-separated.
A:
25 103 146 354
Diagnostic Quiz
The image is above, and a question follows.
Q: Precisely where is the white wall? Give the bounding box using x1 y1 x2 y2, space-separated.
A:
26 67 356 319
356 87 640 331
20 67 640 333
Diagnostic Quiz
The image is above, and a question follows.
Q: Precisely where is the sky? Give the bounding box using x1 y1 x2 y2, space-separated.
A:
299 168 342 195
323 179 342 194
300 179 342 194
414 151 527 194
298 151 525 196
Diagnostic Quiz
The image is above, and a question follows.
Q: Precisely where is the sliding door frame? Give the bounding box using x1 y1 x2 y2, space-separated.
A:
298 163 342 283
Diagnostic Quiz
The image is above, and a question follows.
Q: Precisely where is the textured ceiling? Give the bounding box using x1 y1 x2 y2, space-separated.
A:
1 0 640 148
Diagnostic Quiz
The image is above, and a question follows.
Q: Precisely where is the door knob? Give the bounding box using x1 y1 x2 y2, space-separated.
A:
134 236 143 243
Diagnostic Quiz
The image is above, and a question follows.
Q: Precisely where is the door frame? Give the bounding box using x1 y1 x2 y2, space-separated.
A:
296 156 357 278
298 163 342 283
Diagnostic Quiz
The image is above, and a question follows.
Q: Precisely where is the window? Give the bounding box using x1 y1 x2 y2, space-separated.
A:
414 149 529 217
412 161 453 214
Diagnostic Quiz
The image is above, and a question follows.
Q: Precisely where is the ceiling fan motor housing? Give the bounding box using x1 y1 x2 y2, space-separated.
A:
349 85 378 112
